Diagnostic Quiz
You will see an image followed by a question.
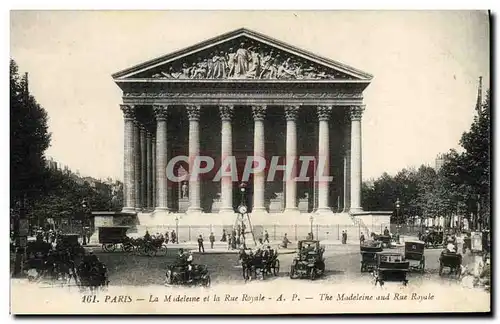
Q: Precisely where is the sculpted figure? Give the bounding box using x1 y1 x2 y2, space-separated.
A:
234 42 251 77
245 46 261 78
181 182 189 199
226 48 236 77
277 58 296 79
211 51 228 79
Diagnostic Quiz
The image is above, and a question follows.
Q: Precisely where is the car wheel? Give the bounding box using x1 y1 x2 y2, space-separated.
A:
309 268 316 281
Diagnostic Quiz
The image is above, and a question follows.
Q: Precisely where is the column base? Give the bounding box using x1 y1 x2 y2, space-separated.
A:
316 208 333 215
252 207 267 213
219 207 235 214
186 207 203 214
284 207 300 215
349 207 364 214
121 207 136 214
135 207 142 212
154 207 170 213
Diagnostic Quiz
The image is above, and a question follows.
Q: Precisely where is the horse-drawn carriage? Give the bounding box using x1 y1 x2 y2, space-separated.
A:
98 226 134 252
404 241 425 272
76 255 109 292
360 241 383 272
439 250 462 278
290 240 325 280
239 247 280 280
56 234 85 258
165 264 211 287
372 251 409 286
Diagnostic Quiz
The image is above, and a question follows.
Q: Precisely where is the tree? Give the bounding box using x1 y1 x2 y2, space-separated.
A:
10 59 51 207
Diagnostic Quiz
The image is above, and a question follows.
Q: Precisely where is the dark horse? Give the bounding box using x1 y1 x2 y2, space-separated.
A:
239 249 268 281
76 261 109 293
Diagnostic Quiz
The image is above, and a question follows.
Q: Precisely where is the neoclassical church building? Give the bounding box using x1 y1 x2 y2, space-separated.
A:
94 28 391 238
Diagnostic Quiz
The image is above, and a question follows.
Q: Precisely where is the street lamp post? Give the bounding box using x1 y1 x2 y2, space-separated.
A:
81 199 88 245
175 216 179 244
309 215 314 240
395 198 401 224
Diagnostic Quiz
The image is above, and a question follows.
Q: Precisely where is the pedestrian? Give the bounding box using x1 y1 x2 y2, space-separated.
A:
221 229 227 242
341 230 347 244
264 230 269 243
359 232 365 244
171 230 177 244
165 231 169 244
197 234 205 253
209 232 215 249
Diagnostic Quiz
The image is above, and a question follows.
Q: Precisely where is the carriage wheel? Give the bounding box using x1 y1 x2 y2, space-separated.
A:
273 260 280 276
122 243 133 253
103 244 116 252
403 280 408 286
146 247 157 257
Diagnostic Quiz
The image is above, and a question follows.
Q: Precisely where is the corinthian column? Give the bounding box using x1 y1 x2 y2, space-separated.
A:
134 121 142 211
120 105 136 213
146 131 153 209
350 105 364 213
284 105 300 212
152 137 156 208
219 105 234 213
186 105 202 213
317 105 332 213
154 105 169 212
140 125 147 209
252 105 267 213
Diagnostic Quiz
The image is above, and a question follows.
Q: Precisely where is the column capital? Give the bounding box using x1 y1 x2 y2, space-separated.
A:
153 105 169 121
317 105 333 121
284 105 300 121
120 104 135 120
252 105 267 121
186 105 201 121
349 105 365 121
219 105 234 121
138 123 147 133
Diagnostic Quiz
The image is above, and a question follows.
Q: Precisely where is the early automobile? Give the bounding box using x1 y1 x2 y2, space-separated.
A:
98 226 134 252
404 241 425 272
360 241 383 272
422 229 444 248
372 251 409 286
439 250 462 278
165 264 211 287
371 233 392 248
290 240 325 280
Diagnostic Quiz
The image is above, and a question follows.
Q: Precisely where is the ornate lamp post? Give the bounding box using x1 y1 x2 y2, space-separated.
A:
395 198 401 225
175 216 179 244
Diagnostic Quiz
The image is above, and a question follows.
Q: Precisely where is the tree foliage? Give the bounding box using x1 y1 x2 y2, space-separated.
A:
10 59 51 204
362 89 491 229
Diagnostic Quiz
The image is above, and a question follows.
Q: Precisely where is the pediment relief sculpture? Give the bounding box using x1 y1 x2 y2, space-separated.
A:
149 39 354 81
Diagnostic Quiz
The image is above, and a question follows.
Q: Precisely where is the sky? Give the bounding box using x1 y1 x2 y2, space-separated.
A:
9 10 490 181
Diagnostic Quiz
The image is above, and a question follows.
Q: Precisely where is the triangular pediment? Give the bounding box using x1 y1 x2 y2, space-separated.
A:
113 28 372 81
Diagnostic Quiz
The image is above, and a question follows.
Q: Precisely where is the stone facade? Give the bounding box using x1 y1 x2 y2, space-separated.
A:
113 28 372 223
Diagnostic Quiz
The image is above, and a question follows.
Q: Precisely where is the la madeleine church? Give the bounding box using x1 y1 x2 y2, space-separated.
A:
92 28 391 240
